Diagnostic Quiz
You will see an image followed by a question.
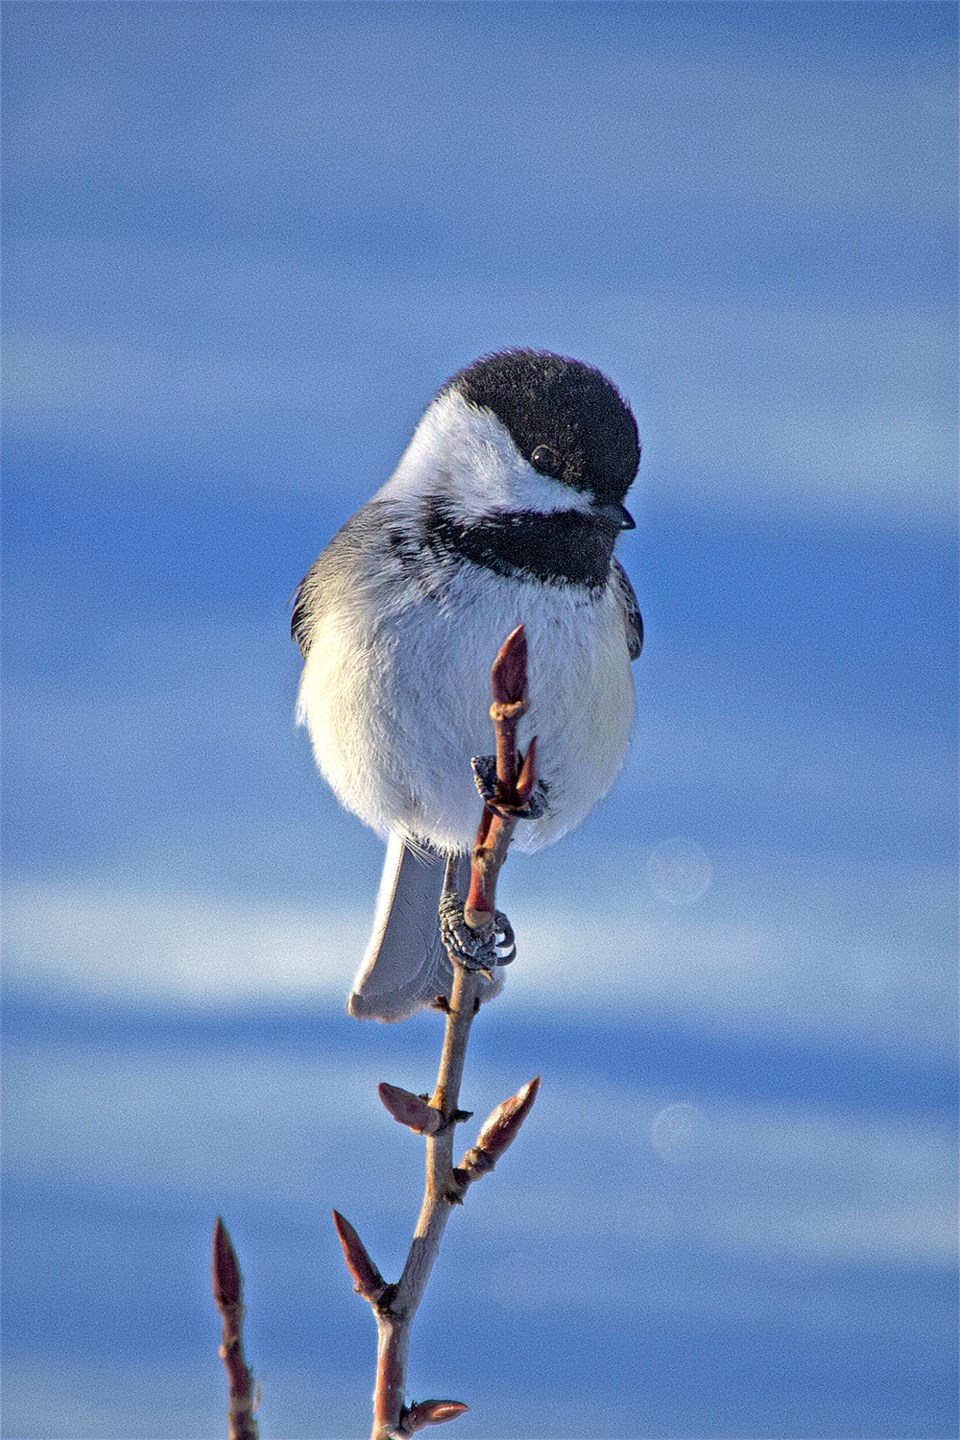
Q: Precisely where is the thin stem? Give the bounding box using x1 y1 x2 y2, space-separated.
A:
370 963 482 1440
359 626 536 1439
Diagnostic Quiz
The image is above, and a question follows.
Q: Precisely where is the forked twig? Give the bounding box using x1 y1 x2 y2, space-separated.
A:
335 625 541 1440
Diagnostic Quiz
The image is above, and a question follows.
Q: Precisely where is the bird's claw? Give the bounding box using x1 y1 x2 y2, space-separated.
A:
470 755 547 820
439 892 516 969
490 910 516 964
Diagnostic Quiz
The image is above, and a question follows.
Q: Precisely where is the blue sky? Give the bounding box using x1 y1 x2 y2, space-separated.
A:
2 4 957 1438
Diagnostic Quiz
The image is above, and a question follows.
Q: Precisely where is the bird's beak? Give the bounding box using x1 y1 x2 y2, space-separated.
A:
594 502 636 530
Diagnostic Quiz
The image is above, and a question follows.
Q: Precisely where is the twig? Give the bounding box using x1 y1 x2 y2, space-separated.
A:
464 625 539 930
334 626 541 1440
211 1217 260 1440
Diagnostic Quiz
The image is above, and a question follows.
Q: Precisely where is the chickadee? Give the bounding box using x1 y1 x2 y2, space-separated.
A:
292 349 642 1021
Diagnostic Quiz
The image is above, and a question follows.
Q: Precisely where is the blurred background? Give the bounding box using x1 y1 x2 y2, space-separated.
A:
2 4 957 1437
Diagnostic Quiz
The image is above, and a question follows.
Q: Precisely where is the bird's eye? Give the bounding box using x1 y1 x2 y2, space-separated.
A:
530 445 561 476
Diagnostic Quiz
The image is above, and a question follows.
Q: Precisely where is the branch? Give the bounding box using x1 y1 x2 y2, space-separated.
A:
334 626 541 1440
211 1217 260 1440
464 625 538 930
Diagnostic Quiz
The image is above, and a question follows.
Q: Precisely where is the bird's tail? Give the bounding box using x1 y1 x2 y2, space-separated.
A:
348 832 504 1022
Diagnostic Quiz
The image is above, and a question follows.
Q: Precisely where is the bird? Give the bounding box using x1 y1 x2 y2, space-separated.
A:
292 349 642 1021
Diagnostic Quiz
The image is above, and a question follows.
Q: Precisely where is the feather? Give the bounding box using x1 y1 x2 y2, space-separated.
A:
348 833 503 1022
611 557 643 661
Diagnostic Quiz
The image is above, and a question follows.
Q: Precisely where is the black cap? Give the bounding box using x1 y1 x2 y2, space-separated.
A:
446 349 640 505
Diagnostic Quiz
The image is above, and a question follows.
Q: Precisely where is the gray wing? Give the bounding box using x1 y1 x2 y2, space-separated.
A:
291 507 383 658
611 557 643 661
291 570 318 658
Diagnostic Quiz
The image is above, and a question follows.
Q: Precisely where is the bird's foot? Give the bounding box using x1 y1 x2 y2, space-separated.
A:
470 755 548 820
439 891 516 969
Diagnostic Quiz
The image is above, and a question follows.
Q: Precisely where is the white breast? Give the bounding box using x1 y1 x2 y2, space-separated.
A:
297 555 634 855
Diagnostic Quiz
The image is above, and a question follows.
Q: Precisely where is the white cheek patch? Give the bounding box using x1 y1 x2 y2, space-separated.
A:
379 389 594 522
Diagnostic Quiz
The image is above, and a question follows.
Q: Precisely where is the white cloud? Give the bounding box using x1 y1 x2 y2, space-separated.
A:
2 1038 399 1209
628 697 950 834
2 877 359 1009
511 891 952 1060
492 1075 956 1271
5 1028 953 1272
588 289 957 526
4 852 953 1062
6 237 954 526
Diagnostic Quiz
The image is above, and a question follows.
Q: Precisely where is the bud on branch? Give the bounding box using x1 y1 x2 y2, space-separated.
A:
456 1077 540 1186
489 625 530 803
332 1210 389 1306
399 1400 470 1435
212 1215 243 1310
211 1218 259 1440
515 736 538 807
490 623 528 708
378 1082 444 1136
464 626 537 929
